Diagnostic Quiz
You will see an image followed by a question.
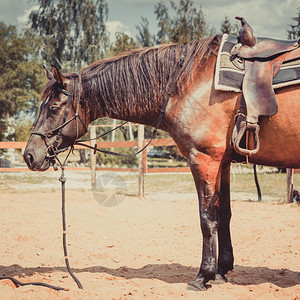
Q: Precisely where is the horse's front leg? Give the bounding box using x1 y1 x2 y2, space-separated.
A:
217 162 234 281
188 150 222 290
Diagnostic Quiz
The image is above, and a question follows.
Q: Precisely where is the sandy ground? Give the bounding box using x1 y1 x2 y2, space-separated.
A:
0 182 299 299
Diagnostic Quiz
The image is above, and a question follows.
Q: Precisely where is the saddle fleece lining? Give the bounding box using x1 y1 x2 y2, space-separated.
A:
215 34 300 92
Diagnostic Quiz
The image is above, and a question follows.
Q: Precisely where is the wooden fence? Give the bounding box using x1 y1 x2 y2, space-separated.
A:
0 137 188 173
0 125 189 197
0 125 297 201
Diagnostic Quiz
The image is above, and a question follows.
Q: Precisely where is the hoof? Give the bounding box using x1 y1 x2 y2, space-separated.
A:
213 273 228 284
187 278 207 291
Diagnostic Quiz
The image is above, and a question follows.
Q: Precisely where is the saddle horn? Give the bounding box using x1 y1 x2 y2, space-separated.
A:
235 17 256 47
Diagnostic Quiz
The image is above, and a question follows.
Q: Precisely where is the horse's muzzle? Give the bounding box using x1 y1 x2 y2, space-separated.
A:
23 147 50 171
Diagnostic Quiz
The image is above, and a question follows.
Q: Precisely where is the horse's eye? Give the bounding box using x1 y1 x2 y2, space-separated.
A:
50 106 60 115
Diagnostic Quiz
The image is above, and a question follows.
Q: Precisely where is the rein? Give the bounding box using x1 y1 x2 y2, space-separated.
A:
75 45 186 157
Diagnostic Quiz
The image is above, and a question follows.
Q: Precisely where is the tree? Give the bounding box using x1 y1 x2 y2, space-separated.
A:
0 22 45 141
154 0 170 44
136 17 155 47
28 0 110 70
220 15 238 35
154 0 209 45
111 32 140 56
287 8 300 39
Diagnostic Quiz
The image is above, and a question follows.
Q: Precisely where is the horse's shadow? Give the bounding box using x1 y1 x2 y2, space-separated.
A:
0 263 299 288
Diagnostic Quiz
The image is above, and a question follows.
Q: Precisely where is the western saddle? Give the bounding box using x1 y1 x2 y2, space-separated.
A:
231 17 300 157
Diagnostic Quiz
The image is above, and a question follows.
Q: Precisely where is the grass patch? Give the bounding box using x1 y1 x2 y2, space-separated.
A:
1 168 299 203
142 171 300 202
0 173 56 185
231 172 300 202
147 158 187 168
144 173 195 193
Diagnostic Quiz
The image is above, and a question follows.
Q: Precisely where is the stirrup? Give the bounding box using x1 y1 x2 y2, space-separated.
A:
232 114 260 156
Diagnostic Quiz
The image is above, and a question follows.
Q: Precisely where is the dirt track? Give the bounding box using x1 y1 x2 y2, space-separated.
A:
0 187 299 299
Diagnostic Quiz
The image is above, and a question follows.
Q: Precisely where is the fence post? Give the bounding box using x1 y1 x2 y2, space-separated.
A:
138 125 145 197
287 168 294 203
142 140 147 174
128 122 134 141
111 119 117 142
90 125 96 190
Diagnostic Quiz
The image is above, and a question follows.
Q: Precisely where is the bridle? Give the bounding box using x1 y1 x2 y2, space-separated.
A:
30 74 88 167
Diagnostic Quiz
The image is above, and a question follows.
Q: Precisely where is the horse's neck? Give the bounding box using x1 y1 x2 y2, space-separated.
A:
86 87 162 127
82 48 178 127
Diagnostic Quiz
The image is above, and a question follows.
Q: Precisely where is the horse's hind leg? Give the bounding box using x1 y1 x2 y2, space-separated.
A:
216 162 234 282
187 150 222 291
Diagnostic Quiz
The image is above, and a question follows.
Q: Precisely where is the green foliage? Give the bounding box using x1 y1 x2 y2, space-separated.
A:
136 17 156 47
14 121 33 142
154 0 210 45
155 0 170 44
220 15 238 35
0 22 45 141
287 7 300 39
111 32 140 56
135 0 212 49
28 0 110 70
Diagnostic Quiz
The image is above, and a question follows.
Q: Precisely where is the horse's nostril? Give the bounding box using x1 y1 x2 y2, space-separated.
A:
28 153 34 165
24 151 34 167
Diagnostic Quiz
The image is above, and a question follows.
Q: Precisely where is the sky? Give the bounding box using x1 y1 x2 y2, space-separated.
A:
0 0 299 42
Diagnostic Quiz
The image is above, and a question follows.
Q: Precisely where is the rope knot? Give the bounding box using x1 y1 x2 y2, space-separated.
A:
59 176 66 183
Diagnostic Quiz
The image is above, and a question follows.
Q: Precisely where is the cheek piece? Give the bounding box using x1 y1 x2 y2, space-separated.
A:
30 79 88 169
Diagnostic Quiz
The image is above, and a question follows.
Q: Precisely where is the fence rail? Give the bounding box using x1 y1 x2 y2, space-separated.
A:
0 138 189 173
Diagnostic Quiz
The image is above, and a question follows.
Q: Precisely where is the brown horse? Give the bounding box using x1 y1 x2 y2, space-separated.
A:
23 35 300 290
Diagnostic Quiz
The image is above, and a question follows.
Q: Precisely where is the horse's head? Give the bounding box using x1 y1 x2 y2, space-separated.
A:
24 66 88 171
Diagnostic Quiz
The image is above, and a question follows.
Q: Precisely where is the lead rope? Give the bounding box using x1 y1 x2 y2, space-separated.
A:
0 148 83 291
0 277 65 291
59 165 83 289
51 147 83 289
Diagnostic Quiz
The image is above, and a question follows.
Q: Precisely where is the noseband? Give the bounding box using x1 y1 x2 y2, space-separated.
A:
30 75 88 165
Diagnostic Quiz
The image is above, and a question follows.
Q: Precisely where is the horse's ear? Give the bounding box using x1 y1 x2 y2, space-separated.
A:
43 65 53 81
52 65 67 88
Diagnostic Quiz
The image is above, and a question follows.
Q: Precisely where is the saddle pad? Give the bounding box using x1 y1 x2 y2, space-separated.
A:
215 34 300 92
